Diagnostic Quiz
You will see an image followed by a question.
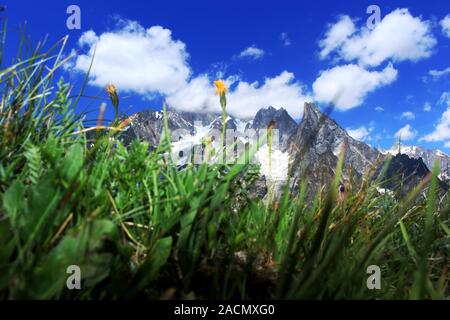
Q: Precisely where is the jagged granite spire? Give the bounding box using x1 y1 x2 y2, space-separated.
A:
288 102 382 195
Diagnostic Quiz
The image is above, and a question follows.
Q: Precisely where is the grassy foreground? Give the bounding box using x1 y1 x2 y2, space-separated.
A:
0 30 448 300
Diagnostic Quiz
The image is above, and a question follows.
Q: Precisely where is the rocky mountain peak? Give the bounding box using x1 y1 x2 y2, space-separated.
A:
382 144 450 179
375 153 448 196
302 102 326 126
288 102 382 196
251 106 298 150
252 106 278 127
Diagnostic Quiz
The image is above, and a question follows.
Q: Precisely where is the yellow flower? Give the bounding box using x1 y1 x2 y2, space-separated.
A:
214 80 228 96
105 84 117 96
105 84 119 119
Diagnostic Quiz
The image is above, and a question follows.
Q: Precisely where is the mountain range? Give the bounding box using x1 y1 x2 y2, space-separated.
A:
381 145 450 181
119 103 449 198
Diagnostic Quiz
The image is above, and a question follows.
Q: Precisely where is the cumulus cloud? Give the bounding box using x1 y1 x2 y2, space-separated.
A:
227 71 312 119
319 15 355 59
346 126 371 141
395 124 417 141
78 30 98 47
238 45 265 60
424 102 432 112
441 15 450 38
319 9 436 66
422 95 450 143
421 107 450 142
312 63 397 110
375 106 384 112
71 21 191 95
168 71 311 119
400 111 415 120
165 75 218 114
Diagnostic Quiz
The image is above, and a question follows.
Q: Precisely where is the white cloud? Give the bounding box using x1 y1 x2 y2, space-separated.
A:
424 102 432 112
69 21 312 119
346 126 370 141
319 15 355 59
227 71 312 119
239 45 265 60
441 15 450 38
312 63 397 110
428 67 450 79
421 107 450 142
71 21 191 95
375 106 384 112
438 92 450 106
319 9 436 66
400 111 415 120
78 30 98 47
167 71 312 119
165 75 218 114
280 32 291 47
395 124 417 141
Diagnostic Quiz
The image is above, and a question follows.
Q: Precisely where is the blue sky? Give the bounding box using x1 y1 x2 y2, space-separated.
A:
2 0 450 150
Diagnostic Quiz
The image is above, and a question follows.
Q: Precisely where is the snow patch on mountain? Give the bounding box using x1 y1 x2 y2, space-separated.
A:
171 123 211 165
254 145 290 196
235 118 250 134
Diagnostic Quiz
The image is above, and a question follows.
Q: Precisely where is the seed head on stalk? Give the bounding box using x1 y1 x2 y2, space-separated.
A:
105 83 119 120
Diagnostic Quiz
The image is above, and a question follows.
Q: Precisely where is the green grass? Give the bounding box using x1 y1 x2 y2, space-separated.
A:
0 27 448 300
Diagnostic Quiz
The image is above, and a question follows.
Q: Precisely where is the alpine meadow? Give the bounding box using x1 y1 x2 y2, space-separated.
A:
0 1 449 302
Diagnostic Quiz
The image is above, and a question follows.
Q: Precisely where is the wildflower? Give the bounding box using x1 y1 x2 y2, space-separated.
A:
105 83 116 95
105 83 119 119
214 80 228 97
214 80 228 163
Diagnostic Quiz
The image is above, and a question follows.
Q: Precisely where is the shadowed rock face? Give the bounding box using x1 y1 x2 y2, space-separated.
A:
287 102 382 195
382 145 450 180
251 106 298 151
374 153 450 196
376 153 430 195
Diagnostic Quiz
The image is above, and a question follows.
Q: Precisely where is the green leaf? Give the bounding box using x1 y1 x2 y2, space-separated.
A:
24 143 42 184
60 143 84 183
0 218 14 262
28 219 119 299
2 179 25 225
399 221 418 265
129 236 172 294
